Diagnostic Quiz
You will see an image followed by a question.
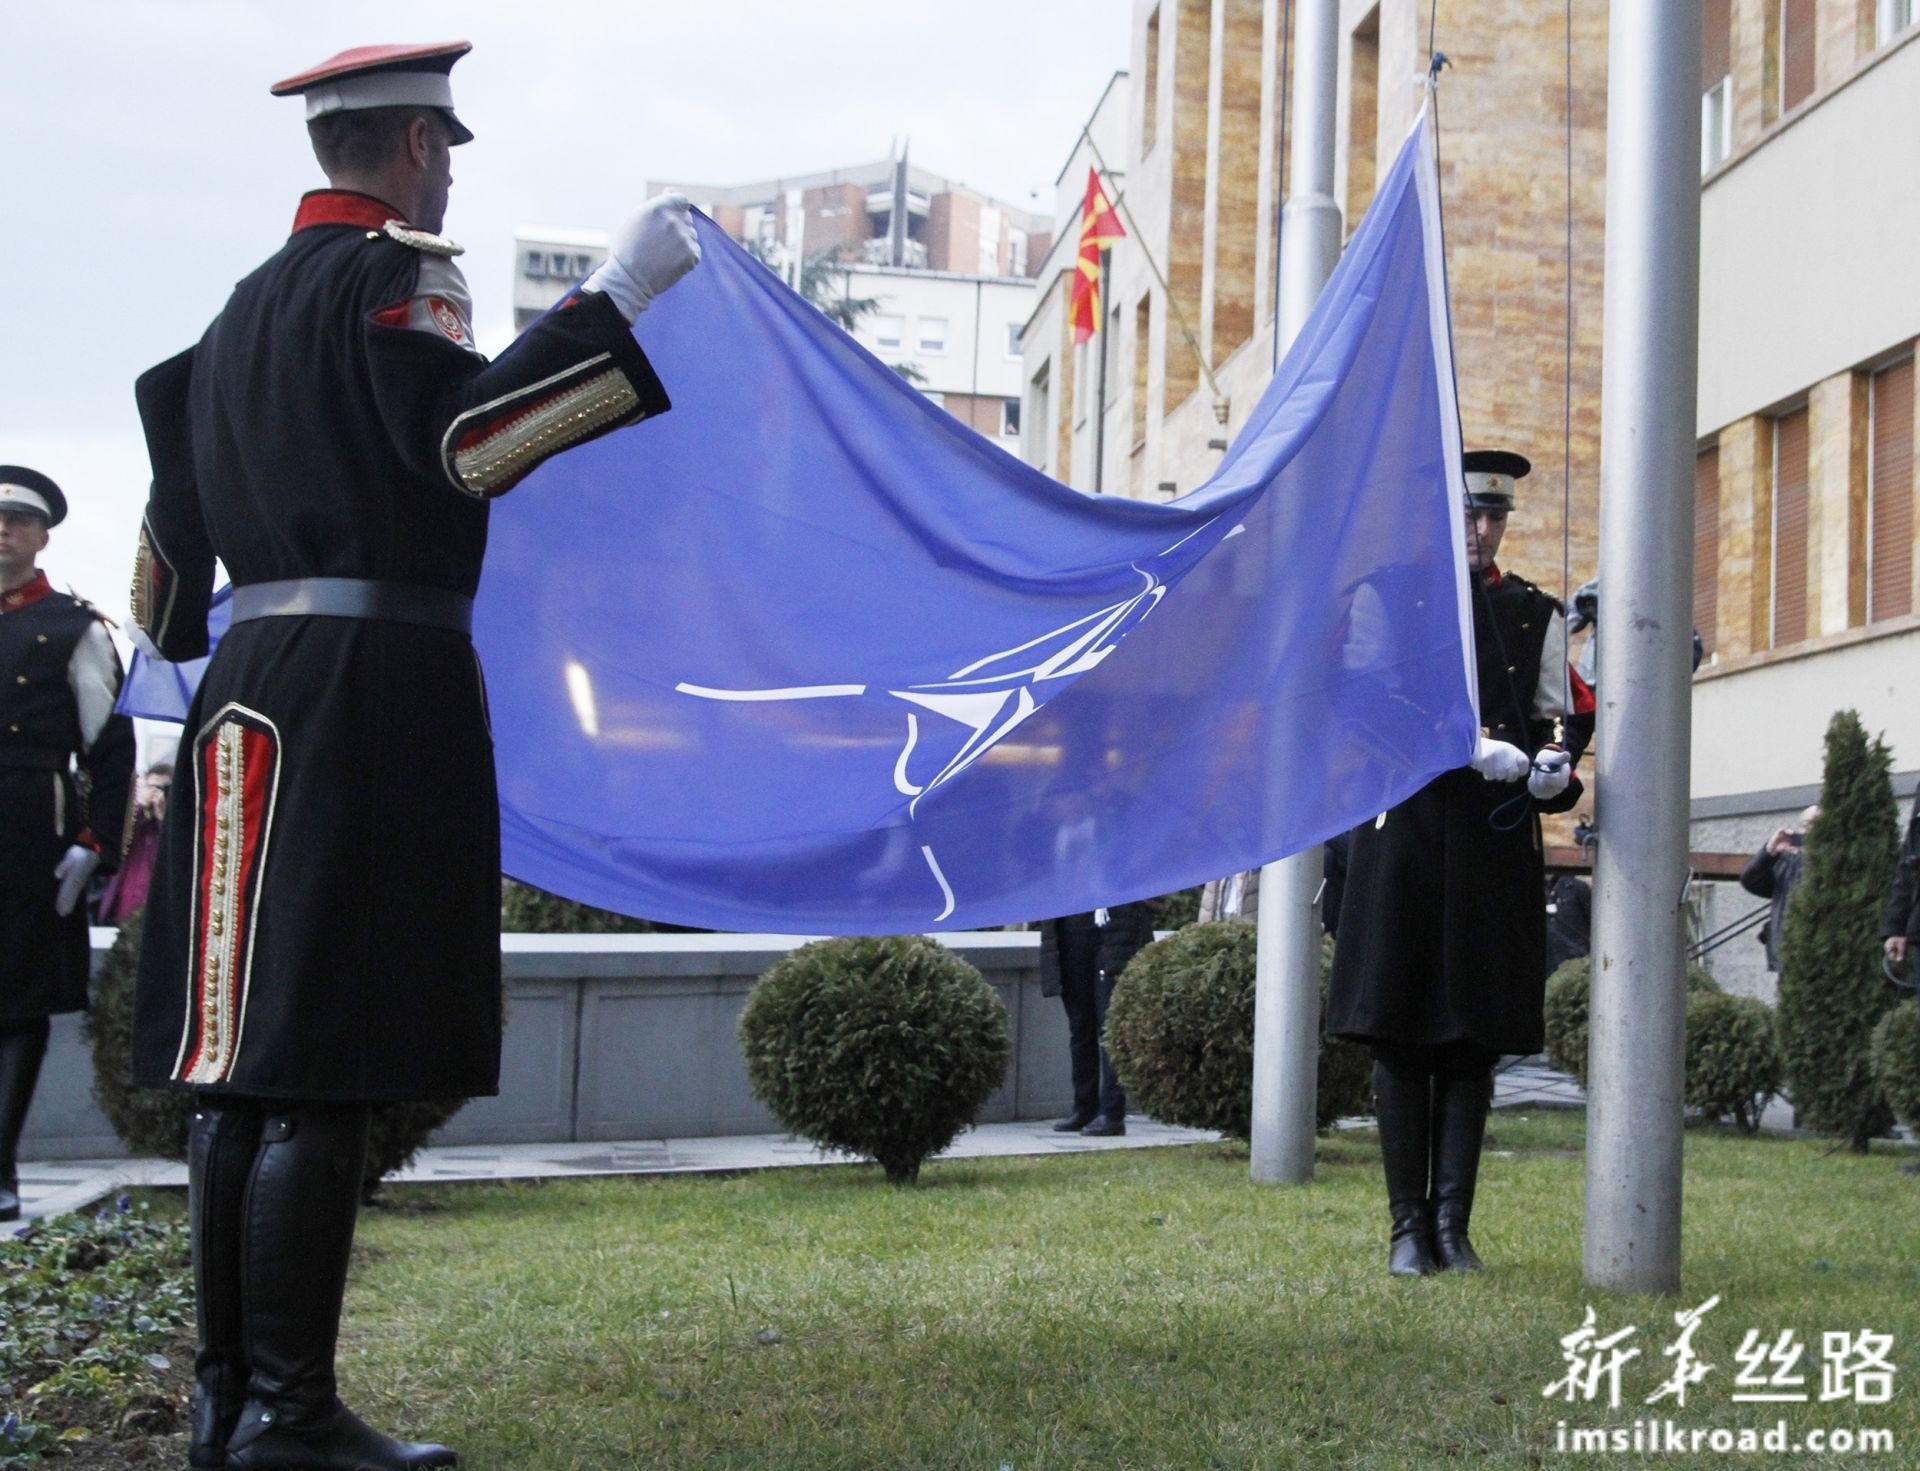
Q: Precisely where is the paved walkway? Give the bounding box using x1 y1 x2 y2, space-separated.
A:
12 1116 1223 1224
14 1058 1823 1225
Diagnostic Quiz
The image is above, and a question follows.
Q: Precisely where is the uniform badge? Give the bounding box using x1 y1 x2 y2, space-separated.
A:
427 297 471 345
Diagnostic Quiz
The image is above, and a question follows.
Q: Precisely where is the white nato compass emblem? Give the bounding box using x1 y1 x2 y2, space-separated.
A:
674 516 1242 921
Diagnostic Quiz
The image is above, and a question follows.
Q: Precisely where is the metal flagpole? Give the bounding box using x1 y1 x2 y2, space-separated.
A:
1093 248 1112 494
1584 0 1701 1295
1249 0 1341 1186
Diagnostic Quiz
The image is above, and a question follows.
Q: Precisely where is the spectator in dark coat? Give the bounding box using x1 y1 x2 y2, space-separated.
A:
1740 805 1818 974
1543 874 1591 978
1037 902 1159 1136
1883 800 1919 978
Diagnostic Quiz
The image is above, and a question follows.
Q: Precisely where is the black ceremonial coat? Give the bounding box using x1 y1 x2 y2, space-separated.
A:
0 579 134 1021
1327 567 1584 1056
128 190 669 1102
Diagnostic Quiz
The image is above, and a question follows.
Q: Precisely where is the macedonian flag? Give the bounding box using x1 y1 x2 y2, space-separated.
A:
1068 167 1126 344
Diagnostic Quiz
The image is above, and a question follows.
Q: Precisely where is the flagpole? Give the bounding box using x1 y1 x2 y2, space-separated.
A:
1078 126 1229 426
1583 0 1699 1296
1093 247 1111 495
1249 0 1341 1188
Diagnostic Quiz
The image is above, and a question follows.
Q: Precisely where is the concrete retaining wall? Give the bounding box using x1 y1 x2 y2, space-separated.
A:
22 931 1070 1160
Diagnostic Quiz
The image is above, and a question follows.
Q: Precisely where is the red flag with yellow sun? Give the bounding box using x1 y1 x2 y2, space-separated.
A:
1069 167 1126 344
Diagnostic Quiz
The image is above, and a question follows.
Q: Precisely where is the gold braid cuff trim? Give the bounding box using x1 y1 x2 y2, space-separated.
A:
130 518 178 644
445 365 641 499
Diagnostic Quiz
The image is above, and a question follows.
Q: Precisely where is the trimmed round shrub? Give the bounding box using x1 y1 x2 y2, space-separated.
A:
85 910 478 1200
1870 1004 1920 1137
1684 990 1783 1133
1543 956 1720 1090
1103 920 1372 1138
738 935 1009 1185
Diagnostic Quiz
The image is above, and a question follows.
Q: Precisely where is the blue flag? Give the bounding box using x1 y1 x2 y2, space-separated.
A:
125 114 1476 933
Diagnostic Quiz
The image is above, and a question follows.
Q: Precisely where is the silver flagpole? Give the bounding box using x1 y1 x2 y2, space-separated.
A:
1250 0 1341 1186
1584 0 1701 1294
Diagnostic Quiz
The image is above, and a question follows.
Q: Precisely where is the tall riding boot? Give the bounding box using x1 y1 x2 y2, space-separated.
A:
1429 1065 1494 1272
223 1105 457 1471
0 1019 51 1223
1372 1054 1438 1277
188 1102 262 1468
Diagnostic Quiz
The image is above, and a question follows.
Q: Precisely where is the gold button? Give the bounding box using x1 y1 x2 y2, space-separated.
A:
1507 665 1517 673
14 675 24 684
35 634 47 643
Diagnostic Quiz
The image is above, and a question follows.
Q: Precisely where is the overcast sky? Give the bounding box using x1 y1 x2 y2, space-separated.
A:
0 1 1130 626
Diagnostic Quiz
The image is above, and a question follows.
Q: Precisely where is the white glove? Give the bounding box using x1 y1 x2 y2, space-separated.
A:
1528 746 1573 801
1468 736 1531 783
584 191 701 323
54 844 101 917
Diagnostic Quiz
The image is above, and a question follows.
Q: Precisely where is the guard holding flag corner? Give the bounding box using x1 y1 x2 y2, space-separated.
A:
127 41 698 1469
0 467 135 1224
1328 448 1594 1279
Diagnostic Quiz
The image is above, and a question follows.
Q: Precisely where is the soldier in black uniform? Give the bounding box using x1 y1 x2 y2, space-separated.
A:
0 467 135 1222
1037 901 1159 1135
128 43 698 1470
1329 450 1592 1277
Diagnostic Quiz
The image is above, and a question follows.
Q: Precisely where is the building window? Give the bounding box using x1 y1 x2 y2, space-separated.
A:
1701 0 1733 171
1770 406 1810 648
1025 362 1052 471
1006 322 1023 358
1868 358 1915 623
1778 0 1816 115
873 315 904 350
1132 294 1152 447
1001 399 1021 438
1694 446 1720 659
1880 0 1918 45
572 253 595 277
524 251 547 278
917 317 948 354
1142 6 1161 156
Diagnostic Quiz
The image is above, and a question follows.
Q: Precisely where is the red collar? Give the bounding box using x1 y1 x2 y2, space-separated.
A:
1 571 52 613
292 190 408 234
1481 564 1504 588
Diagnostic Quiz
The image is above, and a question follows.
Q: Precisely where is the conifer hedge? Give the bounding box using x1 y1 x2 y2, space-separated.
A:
1775 711 1900 1151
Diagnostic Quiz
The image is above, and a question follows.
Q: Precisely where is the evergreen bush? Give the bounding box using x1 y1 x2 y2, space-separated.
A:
1542 955 1720 1090
85 912 479 1199
1775 711 1901 1150
1103 920 1372 1138
737 935 1010 1184
1683 990 1783 1133
1869 1004 1920 1137
501 879 657 933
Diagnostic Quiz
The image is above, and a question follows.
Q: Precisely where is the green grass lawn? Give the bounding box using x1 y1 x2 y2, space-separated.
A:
336 1113 1920 1470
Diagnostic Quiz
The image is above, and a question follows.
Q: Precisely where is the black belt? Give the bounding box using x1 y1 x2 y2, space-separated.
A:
0 747 69 771
229 579 473 636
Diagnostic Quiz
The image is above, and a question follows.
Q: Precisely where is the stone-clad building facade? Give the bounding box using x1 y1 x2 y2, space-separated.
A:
1021 1 1920 998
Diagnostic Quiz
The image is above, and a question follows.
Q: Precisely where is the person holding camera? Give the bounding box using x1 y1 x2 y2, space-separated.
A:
1740 804 1818 975
1883 801 1918 980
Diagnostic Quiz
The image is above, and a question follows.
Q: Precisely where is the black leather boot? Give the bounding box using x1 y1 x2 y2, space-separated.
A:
0 1020 51 1223
223 1105 456 1470
188 1102 262 1468
1430 1065 1494 1272
1372 1054 1438 1277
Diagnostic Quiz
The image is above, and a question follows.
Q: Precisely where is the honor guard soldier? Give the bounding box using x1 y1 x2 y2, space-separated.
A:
127 43 700 1469
1328 450 1594 1277
0 468 135 1222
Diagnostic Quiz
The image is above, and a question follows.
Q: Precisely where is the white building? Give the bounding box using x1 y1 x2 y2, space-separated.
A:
510 230 1032 449
513 227 610 334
